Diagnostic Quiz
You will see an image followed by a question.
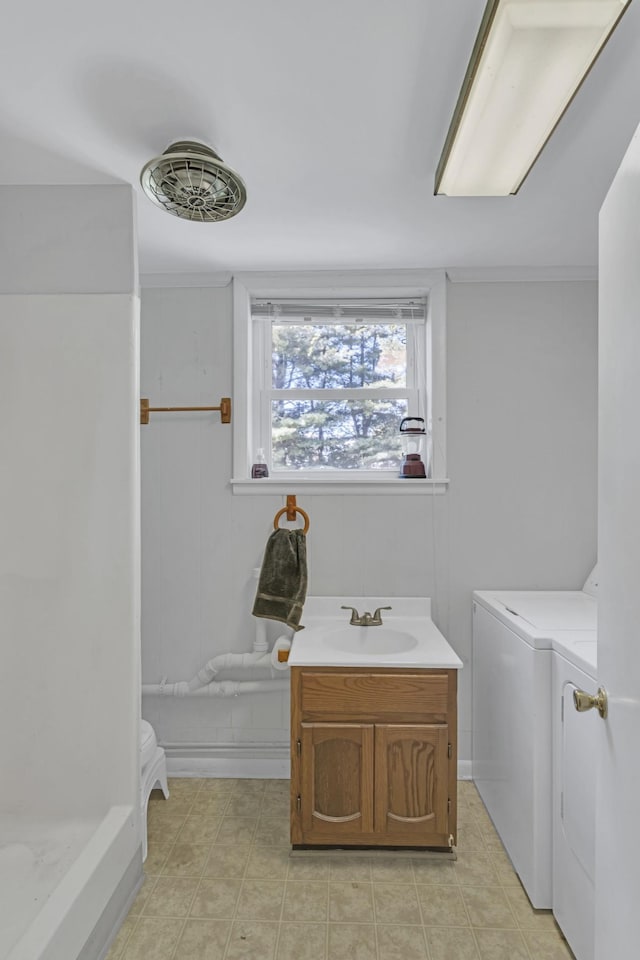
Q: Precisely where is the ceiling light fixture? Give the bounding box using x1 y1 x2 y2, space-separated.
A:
435 0 631 197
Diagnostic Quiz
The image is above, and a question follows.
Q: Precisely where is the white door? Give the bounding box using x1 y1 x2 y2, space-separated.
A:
596 123 640 956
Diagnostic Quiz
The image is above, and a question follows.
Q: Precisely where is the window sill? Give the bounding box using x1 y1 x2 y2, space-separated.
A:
230 477 449 495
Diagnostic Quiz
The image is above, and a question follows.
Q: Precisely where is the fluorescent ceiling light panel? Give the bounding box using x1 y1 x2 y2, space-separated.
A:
435 0 631 196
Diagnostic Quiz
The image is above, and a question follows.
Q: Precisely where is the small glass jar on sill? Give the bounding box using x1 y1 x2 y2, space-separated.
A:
251 448 269 479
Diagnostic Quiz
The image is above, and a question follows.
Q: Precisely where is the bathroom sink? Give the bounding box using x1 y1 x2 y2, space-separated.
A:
288 598 464 669
323 626 418 655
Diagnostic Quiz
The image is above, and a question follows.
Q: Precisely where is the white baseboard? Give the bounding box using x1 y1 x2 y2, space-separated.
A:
163 741 290 779
162 741 473 782
457 759 473 780
167 756 290 778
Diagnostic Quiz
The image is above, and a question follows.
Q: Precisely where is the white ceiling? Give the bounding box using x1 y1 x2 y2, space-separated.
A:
3 0 640 275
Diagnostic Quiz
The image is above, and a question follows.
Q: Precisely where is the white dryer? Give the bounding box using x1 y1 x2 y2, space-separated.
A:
552 632 597 960
472 572 597 909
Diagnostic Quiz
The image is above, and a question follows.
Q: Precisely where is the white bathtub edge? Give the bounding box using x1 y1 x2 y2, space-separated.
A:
80 849 143 960
7 805 140 960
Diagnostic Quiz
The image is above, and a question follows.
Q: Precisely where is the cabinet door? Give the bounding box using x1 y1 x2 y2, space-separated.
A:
375 724 449 844
300 723 374 841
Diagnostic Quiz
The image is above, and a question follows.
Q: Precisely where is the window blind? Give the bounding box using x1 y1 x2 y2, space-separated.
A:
251 298 426 323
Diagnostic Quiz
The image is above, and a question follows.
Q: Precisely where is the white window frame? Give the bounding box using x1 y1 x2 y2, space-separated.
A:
231 270 448 495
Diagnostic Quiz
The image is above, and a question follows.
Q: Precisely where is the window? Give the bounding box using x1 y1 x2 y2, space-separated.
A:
251 299 426 474
232 271 447 492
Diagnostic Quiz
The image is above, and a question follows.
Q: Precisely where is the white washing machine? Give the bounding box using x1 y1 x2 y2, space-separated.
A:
472 569 597 909
552 632 597 960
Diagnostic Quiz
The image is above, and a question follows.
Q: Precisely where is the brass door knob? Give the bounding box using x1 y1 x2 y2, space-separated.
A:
573 686 608 719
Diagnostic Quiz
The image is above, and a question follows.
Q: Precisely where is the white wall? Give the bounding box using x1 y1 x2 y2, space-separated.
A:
140 276 598 770
447 279 598 761
0 186 140 819
0 185 137 295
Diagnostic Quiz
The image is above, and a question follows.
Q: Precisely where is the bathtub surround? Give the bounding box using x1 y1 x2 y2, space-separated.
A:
0 185 141 960
140 275 597 776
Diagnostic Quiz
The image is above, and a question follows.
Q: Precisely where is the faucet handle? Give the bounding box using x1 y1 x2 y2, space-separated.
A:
373 606 392 622
341 605 361 624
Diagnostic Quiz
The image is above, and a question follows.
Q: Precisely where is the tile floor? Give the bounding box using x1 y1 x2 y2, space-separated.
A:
106 778 574 960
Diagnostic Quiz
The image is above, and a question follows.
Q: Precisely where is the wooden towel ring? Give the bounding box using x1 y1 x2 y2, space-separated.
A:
273 505 310 534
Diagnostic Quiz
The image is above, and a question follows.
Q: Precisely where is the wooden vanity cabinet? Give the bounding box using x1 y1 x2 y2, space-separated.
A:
290 667 457 848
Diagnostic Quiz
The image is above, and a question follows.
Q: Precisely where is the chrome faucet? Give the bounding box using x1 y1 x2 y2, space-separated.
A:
341 605 392 626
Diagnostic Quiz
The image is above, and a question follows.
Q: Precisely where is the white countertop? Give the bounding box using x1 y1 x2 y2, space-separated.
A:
289 597 462 669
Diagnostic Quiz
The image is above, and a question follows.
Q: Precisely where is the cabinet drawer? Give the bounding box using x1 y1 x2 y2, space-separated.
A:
299 672 449 722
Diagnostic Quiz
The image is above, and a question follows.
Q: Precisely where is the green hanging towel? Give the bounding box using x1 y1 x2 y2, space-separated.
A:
252 528 308 631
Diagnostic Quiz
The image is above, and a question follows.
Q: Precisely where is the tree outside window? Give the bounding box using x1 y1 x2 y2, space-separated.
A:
271 322 409 470
250 296 427 475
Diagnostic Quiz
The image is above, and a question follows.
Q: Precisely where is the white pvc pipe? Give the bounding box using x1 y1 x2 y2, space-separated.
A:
185 651 273 692
141 571 291 698
142 679 288 697
253 618 268 653
252 567 269 652
141 652 275 697
141 641 292 698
